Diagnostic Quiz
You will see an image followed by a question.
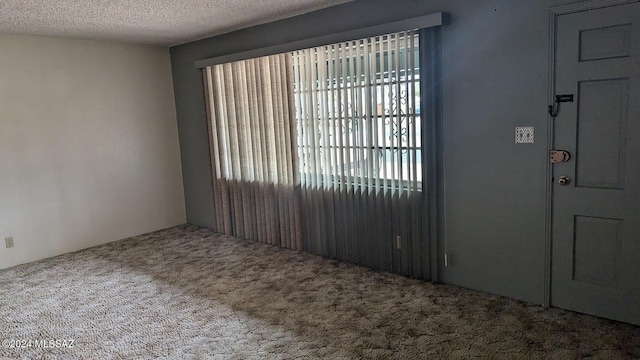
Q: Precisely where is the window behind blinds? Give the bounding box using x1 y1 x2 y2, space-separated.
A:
292 30 421 195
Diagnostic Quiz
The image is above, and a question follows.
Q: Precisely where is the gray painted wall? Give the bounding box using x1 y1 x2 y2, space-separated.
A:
170 0 575 305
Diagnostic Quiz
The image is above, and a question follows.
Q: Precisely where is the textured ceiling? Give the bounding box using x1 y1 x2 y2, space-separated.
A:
0 0 353 46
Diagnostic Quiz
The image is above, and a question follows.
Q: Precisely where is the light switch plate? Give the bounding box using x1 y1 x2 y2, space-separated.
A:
515 127 534 144
5 237 14 248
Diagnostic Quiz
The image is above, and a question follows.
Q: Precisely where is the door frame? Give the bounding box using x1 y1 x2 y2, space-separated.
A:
544 0 640 308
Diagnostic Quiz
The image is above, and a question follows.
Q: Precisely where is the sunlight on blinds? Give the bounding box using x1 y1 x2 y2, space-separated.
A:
203 54 302 250
292 30 421 195
205 55 298 186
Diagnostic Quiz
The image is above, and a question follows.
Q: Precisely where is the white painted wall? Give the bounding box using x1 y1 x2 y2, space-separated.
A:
0 35 186 269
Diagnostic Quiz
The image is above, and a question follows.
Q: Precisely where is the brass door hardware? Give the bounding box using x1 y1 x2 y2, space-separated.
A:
550 150 571 163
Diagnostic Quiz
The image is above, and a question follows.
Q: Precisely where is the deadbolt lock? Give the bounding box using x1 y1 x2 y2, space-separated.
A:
550 150 571 163
558 176 571 185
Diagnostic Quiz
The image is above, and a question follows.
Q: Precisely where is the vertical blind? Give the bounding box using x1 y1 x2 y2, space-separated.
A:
290 31 425 275
203 29 429 278
292 30 421 194
203 54 302 250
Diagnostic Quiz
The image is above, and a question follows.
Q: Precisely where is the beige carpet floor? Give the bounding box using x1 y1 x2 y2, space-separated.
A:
1 224 639 359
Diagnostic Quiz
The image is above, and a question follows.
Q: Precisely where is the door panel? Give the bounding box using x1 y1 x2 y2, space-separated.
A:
552 3 640 325
576 79 628 189
573 215 621 285
579 24 631 61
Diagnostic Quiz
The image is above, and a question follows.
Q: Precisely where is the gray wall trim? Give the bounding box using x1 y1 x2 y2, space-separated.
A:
544 0 640 308
194 12 449 68
544 4 556 310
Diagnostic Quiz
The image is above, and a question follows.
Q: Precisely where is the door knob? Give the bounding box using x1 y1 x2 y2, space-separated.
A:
558 176 571 185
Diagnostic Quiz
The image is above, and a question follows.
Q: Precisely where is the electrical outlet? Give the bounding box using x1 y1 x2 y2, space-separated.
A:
5 237 14 249
395 235 401 250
